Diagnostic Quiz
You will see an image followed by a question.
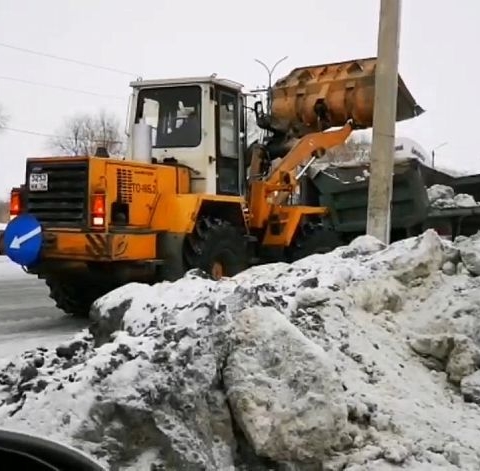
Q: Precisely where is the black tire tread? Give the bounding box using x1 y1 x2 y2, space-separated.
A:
285 219 342 262
44 277 109 317
183 216 248 278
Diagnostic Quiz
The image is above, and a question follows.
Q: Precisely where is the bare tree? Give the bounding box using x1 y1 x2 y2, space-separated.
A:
50 110 124 156
0 199 8 223
0 104 9 130
0 105 10 223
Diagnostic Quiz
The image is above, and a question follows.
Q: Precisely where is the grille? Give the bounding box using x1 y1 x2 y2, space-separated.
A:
26 160 89 227
116 168 133 203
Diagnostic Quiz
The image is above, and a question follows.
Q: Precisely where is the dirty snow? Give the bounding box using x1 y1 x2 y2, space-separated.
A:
2 230 480 469
428 184 480 209
308 156 415 183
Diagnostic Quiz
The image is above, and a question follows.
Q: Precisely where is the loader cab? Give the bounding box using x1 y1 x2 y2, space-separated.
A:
127 76 247 196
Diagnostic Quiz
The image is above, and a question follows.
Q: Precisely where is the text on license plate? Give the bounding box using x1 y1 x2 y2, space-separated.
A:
29 173 48 191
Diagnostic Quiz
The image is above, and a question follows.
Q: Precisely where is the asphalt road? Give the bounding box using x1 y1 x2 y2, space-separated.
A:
0 257 89 359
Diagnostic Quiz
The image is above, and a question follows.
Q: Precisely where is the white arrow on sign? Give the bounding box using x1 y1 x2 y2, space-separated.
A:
9 226 42 250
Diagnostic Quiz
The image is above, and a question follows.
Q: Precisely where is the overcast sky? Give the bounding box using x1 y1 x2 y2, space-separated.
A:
0 0 479 196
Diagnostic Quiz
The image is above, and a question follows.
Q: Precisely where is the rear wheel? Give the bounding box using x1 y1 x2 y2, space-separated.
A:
285 219 342 262
44 277 111 318
183 217 248 280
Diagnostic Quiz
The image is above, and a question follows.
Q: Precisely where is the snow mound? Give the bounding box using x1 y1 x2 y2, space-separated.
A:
428 184 480 209
2 230 480 469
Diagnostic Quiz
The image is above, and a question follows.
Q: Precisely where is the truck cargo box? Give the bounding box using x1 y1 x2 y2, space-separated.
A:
311 158 430 233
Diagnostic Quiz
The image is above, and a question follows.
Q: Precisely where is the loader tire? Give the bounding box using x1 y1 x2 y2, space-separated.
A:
183 217 248 280
285 220 342 262
45 277 108 318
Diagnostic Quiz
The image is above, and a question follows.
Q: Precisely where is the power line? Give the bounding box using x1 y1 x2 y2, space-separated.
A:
0 75 126 100
0 41 140 78
2 126 125 144
2 126 59 139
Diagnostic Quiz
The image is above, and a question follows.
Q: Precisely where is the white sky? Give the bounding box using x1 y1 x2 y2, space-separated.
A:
0 0 479 196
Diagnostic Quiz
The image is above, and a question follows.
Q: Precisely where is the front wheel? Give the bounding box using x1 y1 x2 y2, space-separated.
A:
44 276 111 317
183 217 248 280
285 219 342 262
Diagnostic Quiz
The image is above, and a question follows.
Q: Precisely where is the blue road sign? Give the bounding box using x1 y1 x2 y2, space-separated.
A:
4 214 43 267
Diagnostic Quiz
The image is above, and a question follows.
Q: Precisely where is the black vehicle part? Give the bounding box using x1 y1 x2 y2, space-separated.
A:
183 216 248 280
0 429 106 471
285 219 342 262
45 276 110 317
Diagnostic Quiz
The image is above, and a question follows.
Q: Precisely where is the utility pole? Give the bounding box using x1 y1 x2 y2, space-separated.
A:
366 0 402 244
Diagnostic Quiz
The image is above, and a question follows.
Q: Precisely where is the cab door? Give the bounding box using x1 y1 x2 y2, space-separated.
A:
215 87 240 195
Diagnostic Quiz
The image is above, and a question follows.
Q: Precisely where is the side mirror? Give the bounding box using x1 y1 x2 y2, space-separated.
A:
0 429 106 471
253 100 271 130
254 100 264 119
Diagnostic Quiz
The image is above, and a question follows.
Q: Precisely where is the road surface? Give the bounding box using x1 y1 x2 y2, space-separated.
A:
0 256 89 359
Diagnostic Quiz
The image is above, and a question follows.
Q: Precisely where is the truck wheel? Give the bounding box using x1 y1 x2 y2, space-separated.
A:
45 277 107 318
183 217 248 280
285 220 342 262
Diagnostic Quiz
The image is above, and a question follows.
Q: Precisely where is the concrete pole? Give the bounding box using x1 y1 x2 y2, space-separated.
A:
366 0 402 244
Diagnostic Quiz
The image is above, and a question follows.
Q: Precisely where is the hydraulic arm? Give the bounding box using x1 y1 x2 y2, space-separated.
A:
247 120 354 230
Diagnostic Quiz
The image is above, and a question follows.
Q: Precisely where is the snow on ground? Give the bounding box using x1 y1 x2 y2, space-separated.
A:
0 232 89 361
0 256 30 280
0 331 80 359
2 231 480 469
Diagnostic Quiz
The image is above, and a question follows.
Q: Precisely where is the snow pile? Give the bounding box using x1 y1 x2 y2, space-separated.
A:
428 184 479 209
3 231 480 469
310 156 412 183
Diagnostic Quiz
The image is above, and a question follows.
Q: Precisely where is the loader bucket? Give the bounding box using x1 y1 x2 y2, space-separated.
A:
270 57 424 135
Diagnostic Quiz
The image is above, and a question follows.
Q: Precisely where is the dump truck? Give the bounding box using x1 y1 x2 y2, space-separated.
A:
1 57 423 317
308 157 480 243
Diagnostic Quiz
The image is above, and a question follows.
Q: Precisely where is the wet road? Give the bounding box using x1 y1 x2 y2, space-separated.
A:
0 257 89 359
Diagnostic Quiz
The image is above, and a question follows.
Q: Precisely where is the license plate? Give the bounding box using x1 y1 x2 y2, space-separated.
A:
29 173 48 191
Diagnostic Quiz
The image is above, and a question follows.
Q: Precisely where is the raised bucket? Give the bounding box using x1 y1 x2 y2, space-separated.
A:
270 57 424 136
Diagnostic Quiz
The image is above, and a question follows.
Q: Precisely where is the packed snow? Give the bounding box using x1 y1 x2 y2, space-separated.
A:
2 230 480 469
427 184 480 209
0 257 29 280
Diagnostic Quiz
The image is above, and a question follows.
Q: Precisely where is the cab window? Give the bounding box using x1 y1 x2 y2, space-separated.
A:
219 92 237 157
136 85 202 148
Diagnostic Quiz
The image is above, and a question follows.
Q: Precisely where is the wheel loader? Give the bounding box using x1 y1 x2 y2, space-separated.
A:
1 57 422 316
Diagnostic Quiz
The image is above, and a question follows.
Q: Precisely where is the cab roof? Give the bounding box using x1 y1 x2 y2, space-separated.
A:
129 75 244 91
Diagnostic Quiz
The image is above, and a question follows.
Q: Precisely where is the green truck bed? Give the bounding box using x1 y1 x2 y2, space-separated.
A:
310 158 480 238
